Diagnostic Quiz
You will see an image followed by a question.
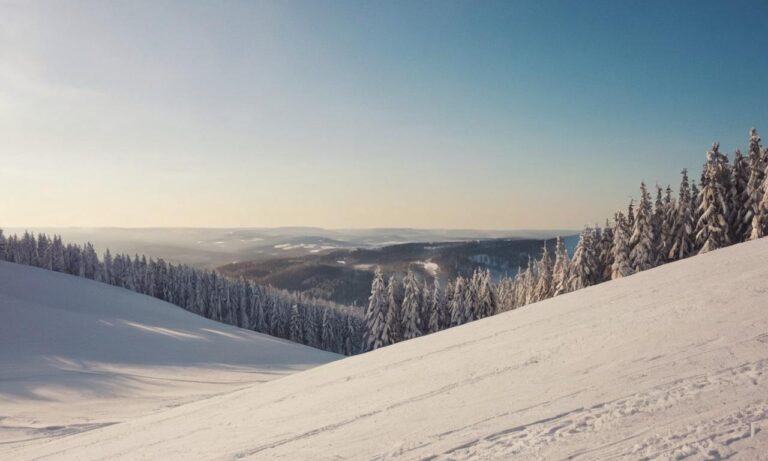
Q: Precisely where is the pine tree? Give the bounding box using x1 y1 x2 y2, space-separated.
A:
567 228 594 291
611 212 632 279
401 270 422 340
551 236 570 296
746 129 765 239
729 149 749 241
427 279 444 334
363 269 390 351
668 169 695 260
477 270 498 318
450 276 466 327
696 143 731 253
629 182 655 271
532 244 552 302
598 221 614 282
384 276 402 343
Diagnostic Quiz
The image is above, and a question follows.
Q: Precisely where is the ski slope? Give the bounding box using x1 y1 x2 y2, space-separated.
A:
0 261 339 447
6 239 768 460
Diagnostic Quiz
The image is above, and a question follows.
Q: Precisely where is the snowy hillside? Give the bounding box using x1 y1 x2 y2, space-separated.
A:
6 238 768 460
0 262 339 447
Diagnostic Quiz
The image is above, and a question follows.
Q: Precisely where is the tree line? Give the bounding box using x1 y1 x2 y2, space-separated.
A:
0 230 364 355
363 128 768 351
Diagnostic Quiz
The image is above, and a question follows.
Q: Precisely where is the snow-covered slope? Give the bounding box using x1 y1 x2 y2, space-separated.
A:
7 239 768 460
0 261 339 447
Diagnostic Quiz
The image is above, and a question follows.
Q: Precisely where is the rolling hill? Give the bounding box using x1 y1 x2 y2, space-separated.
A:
0 261 339 447
7 237 768 459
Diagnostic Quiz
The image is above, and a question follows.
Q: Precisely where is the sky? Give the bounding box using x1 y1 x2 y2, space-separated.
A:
1 0 767 230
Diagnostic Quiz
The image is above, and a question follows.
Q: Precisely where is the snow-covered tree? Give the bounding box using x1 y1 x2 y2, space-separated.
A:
611 212 632 279
401 270 422 340
477 270 497 318
384 276 402 343
696 143 731 253
568 228 594 291
668 169 695 260
629 182 656 271
551 236 570 296
450 276 466 327
363 269 390 351
532 244 552 302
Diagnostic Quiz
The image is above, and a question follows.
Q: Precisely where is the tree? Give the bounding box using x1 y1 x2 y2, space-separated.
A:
384 276 402 343
696 143 731 253
427 279 445 334
746 129 765 239
668 169 695 260
611 212 632 279
401 270 422 340
532 244 552 302
551 236 570 296
630 182 655 271
477 270 498 318
568 228 594 291
450 276 466 327
363 269 390 351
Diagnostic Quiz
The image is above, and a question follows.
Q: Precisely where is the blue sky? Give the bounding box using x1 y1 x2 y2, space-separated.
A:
1 0 767 228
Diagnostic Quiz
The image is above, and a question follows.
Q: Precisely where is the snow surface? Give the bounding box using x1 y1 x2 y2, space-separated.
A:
0 262 339 448
7 239 768 460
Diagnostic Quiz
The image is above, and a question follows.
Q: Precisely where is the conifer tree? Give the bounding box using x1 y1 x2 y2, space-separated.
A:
746 129 765 239
630 182 655 271
384 276 402 343
401 270 422 340
669 169 695 260
450 276 466 327
551 236 570 296
477 270 498 318
567 228 594 291
363 269 390 351
611 212 632 279
532 244 552 302
696 143 731 253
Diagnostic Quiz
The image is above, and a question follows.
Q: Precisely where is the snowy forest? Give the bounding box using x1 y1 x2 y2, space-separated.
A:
362 128 768 351
0 230 364 355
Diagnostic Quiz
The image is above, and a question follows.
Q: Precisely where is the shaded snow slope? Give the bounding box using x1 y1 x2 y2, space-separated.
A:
0 262 339 447
7 239 768 460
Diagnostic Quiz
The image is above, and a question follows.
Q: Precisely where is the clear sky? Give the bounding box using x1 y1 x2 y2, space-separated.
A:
1 0 767 229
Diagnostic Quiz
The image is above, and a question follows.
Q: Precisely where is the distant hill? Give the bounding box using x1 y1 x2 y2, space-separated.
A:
0 261 338 447
4 227 577 269
219 236 579 306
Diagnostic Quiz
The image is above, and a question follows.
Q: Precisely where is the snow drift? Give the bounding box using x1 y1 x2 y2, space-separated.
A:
6 239 768 459
0 261 339 447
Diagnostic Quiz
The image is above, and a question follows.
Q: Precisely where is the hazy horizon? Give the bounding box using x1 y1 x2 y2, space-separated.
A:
2 0 767 229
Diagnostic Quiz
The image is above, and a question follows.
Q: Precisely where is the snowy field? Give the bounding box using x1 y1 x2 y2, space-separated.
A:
0 262 339 448
5 239 768 460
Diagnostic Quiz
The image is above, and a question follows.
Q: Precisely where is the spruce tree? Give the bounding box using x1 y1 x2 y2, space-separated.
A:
363 269 390 351
629 182 655 271
532 244 552 302
669 169 695 260
551 236 570 296
611 212 632 279
384 276 402 343
567 228 593 291
401 270 422 340
696 143 731 253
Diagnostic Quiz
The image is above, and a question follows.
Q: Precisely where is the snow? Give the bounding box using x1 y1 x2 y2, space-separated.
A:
420 260 440 276
6 239 768 459
0 262 339 448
